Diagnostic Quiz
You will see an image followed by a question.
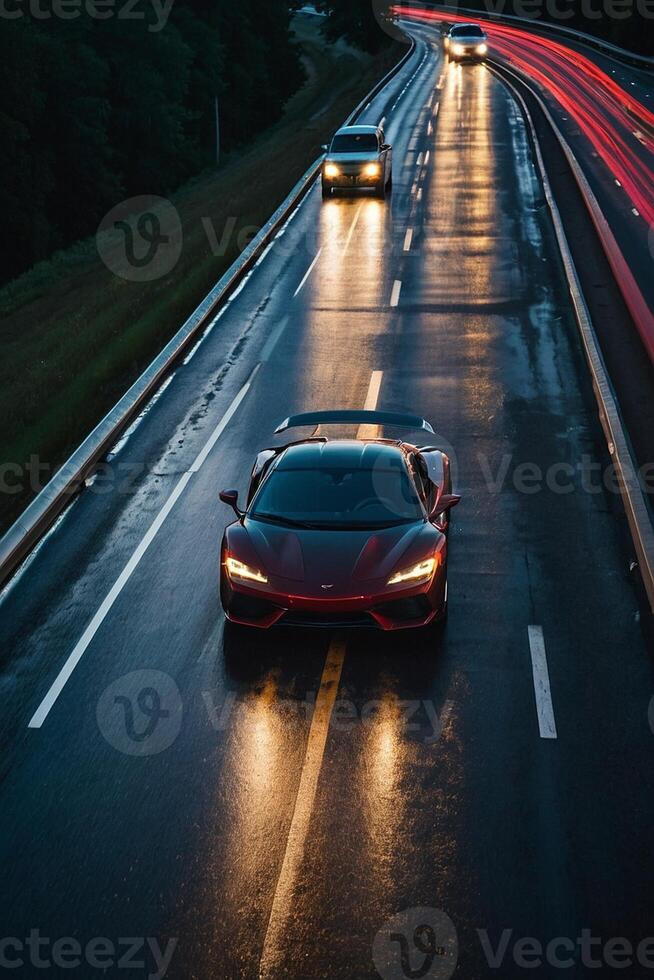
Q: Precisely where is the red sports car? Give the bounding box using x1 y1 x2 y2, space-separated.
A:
219 411 460 630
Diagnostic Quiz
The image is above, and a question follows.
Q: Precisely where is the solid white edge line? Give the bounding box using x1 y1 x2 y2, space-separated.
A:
403 228 414 252
390 280 402 307
527 625 557 740
28 379 252 729
293 247 323 297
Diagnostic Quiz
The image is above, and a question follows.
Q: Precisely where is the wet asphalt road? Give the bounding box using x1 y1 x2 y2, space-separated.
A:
1 23 653 980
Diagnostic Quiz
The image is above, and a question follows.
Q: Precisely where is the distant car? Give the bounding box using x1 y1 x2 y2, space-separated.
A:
321 125 392 199
445 23 488 62
219 410 460 631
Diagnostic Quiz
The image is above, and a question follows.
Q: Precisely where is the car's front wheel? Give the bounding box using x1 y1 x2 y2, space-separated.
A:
321 182 331 200
375 179 386 200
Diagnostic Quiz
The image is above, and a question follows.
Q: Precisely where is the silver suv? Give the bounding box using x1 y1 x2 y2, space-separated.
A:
445 24 488 62
321 125 393 200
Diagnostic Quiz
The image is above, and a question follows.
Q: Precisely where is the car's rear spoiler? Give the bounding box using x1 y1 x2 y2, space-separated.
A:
274 411 434 434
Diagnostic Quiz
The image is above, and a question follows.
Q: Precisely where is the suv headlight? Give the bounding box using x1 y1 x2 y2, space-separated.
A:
363 162 381 177
387 557 436 586
477 43 487 54
452 43 464 55
324 163 340 178
225 556 268 585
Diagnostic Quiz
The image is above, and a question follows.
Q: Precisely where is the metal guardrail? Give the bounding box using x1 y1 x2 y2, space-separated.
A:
490 61 654 613
411 2 654 69
0 35 417 589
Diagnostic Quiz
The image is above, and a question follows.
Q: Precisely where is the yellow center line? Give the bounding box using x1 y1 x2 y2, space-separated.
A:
259 369 383 974
259 637 346 978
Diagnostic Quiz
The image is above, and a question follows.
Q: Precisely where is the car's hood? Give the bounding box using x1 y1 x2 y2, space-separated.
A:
452 35 486 43
227 519 439 594
326 152 380 164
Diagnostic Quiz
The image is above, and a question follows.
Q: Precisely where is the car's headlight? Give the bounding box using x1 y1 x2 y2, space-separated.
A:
324 163 340 178
387 557 436 586
477 43 487 54
225 556 268 585
452 44 464 55
363 162 381 177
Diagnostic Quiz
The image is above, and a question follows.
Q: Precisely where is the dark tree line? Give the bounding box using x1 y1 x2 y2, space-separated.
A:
316 0 399 52
0 0 306 283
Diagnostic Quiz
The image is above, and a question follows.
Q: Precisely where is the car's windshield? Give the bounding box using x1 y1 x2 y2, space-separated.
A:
250 465 423 529
330 133 379 153
451 24 484 36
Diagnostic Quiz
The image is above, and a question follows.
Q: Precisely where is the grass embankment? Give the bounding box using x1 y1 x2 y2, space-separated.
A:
0 15 405 532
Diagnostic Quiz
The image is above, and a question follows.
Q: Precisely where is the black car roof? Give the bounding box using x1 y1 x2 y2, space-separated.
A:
276 440 406 471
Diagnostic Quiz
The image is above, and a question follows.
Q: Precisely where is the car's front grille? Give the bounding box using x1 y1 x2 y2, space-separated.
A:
337 168 377 181
280 610 374 629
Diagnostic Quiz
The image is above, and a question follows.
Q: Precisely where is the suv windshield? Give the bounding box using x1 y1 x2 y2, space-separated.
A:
250 465 423 529
451 24 484 36
330 133 379 153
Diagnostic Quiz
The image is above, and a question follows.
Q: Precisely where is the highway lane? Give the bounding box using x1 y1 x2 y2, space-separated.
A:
1 21 653 980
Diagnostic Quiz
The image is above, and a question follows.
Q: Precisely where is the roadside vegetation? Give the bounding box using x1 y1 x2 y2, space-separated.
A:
0 0 309 284
0 10 404 531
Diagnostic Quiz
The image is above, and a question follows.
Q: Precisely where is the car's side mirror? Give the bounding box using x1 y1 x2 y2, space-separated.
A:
219 489 243 518
321 144 329 152
434 493 461 514
381 143 391 151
